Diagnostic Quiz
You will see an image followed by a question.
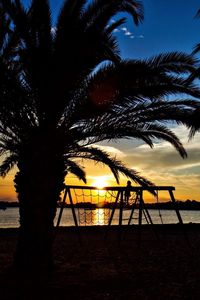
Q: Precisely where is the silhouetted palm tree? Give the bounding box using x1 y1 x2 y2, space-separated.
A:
185 9 200 136
0 0 200 270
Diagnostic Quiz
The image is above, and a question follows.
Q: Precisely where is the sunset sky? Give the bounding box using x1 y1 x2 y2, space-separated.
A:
1 0 200 202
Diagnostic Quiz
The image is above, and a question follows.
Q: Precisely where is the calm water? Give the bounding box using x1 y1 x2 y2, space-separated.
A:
0 207 200 228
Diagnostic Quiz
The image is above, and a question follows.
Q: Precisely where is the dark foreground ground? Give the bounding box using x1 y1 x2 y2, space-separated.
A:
0 224 200 300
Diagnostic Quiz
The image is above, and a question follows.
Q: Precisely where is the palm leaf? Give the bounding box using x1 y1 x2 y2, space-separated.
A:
82 0 144 28
29 0 52 50
69 146 153 186
65 159 86 183
105 17 126 34
188 107 200 138
146 52 197 74
194 8 200 18
0 154 18 177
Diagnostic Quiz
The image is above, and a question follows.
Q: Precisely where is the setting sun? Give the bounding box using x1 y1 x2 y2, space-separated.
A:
92 177 109 189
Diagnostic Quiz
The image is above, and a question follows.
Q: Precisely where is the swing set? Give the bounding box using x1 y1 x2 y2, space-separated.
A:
56 185 184 229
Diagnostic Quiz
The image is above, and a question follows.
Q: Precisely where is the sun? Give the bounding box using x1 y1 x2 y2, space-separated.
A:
92 177 108 189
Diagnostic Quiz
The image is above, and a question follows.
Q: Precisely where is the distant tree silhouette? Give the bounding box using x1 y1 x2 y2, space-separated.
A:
0 0 200 270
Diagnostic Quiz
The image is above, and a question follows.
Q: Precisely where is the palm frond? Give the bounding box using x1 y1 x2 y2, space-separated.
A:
188 107 200 139
29 0 52 50
2 0 30 45
0 154 18 177
83 59 200 110
192 43 200 55
55 0 87 45
115 98 200 126
65 159 86 183
105 18 126 34
146 52 198 74
81 146 120 183
70 146 153 186
143 124 187 158
194 8 200 18
72 118 188 158
82 0 144 29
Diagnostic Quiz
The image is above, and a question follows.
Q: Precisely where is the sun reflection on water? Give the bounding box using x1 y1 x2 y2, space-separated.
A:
92 208 110 225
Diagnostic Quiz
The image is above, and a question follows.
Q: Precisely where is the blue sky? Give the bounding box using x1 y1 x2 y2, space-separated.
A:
118 0 200 59
1 0 200 201
22 0 200 58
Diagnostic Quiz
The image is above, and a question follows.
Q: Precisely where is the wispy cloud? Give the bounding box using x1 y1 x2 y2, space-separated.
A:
51 27 57 35
127 134 200 171
109 20 143 40
121 27 128 31
119 26 135 39
91 144 126 158
118 27 144 40
125 31 132 36
113 28 120 33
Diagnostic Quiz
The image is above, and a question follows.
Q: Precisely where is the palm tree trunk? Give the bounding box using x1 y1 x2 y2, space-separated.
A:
13 152 65 271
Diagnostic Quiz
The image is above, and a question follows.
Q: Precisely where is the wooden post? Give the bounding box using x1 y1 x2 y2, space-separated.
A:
169 190 183 225
68 188 82 244
141 198 154 225
138 189 143 246
104 190 120 240
56 187 68 228
119 191 124 226
169 189 191 246
142 209 150 224
68 188 79 228
118 191 124 243
138 189 143 226
141 197 160 240
107 191 120 226
128 192 139 225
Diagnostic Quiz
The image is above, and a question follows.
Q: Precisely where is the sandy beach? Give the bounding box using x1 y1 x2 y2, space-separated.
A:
0 224 200 300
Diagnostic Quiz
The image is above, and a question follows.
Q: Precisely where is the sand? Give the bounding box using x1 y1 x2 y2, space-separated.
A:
0 224 200 300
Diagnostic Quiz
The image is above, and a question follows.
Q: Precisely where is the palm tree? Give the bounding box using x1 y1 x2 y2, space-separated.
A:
0 0 200 270
184 9 200 136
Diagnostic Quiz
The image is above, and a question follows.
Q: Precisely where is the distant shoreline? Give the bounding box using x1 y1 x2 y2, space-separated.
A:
1 199 200 210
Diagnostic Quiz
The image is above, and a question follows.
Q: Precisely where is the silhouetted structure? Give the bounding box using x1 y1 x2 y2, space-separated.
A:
57 185 184 233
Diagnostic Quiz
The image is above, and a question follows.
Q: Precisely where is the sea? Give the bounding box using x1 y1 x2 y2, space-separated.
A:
0 207 200 228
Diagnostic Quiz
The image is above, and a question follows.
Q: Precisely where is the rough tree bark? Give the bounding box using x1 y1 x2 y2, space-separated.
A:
13 135 65 271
